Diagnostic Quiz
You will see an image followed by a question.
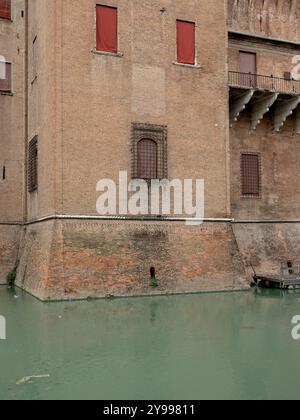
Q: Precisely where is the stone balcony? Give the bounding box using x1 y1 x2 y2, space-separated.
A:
229 71 300 132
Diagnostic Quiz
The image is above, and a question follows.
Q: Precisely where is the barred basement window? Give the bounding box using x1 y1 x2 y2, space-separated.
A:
0 0 11 20
28 136 38 193
241 153 261 197
131 123 168 180
137 139 158 180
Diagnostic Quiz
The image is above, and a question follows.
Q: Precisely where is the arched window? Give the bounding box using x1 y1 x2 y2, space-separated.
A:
131 123 167 180
137 139 158 180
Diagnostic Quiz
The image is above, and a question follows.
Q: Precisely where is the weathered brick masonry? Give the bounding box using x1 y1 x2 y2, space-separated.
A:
0 225 21 285
15 220 246 301
2 1 300 300
229 1 300 277
0 0 25 285
233 223 300 279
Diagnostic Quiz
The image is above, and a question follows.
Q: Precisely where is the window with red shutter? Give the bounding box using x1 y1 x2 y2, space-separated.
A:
0 61 12 92
96 5 118 53
0 0 11 20
241 153 261 197
177 20 195 65
137 139 158 181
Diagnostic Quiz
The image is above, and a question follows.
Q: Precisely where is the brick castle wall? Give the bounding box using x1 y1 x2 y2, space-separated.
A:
0 225 22 285
229 0 300 40
15 220 248 301
2 1 300 299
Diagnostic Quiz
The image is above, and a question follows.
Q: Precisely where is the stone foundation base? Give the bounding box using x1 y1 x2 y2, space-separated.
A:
233 223 300 278
14 220 248 301
0 225 22 285
3 220 300 301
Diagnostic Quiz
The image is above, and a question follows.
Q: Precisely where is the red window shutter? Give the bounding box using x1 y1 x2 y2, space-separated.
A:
241 154 260 197
177 20 195 65
0 0 11 20
96 5 118 53
0 62 12 92
137 139 158 180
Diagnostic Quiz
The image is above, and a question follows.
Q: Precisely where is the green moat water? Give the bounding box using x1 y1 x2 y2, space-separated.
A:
1 286 300 400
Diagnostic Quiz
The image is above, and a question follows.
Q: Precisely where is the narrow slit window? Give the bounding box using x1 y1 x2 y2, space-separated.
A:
176 20 195 65
0 0 11 20
0 61 12 92
96 5 118 53
241 153 261 197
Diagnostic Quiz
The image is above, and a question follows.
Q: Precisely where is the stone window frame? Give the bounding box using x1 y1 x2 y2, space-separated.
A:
131 123 168 180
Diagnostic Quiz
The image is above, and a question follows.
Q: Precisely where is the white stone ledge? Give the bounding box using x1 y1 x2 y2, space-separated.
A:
172 61 202 69
91 49 124 58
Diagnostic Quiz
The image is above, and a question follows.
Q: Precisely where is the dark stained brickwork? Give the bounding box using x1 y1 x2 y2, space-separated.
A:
0 225 22 285
15 220 248 301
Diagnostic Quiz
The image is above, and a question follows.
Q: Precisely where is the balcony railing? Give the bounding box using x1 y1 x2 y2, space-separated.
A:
229 71 300 95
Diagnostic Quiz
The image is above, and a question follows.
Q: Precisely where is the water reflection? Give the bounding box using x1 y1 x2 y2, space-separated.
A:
0 287 300 400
